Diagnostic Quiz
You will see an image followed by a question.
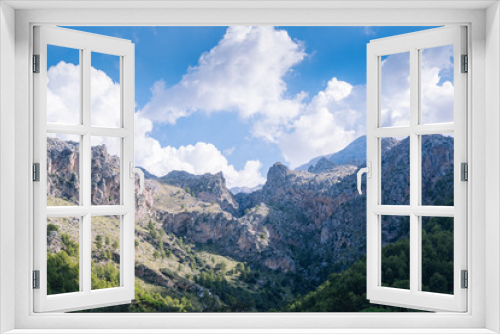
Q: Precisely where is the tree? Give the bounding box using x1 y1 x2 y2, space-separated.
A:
153 250 160 261
47 223 59 236
95 235 103 250
105 236 110 246
158 239 165 257
150 227 157 239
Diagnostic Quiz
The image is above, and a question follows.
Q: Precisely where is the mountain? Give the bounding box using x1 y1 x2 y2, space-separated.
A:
46 134 454 312
230 185 263 195
295 135 367 172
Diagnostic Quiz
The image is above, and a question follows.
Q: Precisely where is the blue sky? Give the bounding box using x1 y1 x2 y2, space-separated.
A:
48 26 449 188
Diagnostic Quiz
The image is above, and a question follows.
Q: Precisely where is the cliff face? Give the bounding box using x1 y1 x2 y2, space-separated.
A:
47 138 80 205
160 171 240 215
47 134 454 281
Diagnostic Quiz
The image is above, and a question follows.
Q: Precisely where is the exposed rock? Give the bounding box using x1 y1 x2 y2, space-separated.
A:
46 134 454 280
160 171 239 215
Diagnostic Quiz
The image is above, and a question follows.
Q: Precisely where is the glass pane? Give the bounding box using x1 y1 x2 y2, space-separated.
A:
381 215 410 290
47 216 80 295
421 134 454 206
91 52 121 128
91 137 121 205
47 45 80 125
421 45 454 124
381 136 410 205
380 52 410 127
47 134 80 206
422 216 454 294
91 215 121 290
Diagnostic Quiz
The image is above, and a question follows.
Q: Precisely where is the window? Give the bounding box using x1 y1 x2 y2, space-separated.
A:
39 25 462 314
34 24 470 315
363 26 468 312
33 26 138 312
4 2 495 333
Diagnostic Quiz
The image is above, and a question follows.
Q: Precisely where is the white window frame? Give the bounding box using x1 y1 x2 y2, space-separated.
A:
33 26 136 312
365 26 468 312
1 1 499 333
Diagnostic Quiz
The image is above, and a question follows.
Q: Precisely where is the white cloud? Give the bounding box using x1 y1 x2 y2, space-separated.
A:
134 113 265 188
362 26 376 36
137 26 368 170
47 61 265 188
47 62 80 125
47 62 121 128
138 26 306 140
380 45 454 127
278 78 365 168
420 45 454 124
47 28 455 187
380 52 411 127
223 147 235 156
90 67 121 128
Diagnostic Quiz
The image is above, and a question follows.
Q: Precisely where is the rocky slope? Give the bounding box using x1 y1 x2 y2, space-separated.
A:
46 134 454 310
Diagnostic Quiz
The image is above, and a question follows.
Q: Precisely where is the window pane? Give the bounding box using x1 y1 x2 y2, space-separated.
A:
91 215 121 290
47 134 80 206
380 52 410 127
91 137 121 205
381 215 410 290
47 216 80 295
91 52 121 128
422 216 454 294
381 136 410 205
421 134 454 206
47 45 80 125
421 45 454 124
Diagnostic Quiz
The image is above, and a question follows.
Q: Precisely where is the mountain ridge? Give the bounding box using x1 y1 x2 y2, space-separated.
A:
46 134 454 311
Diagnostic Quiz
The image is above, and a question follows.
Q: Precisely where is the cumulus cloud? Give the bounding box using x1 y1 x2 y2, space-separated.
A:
380 52 411 127
138 26 306 141
278 78 365 168
47 62 81 125
134 113 265 188
47 62 121 128
380 45 454 127
420 45 454 124
47 61 265 188
47 28 455 186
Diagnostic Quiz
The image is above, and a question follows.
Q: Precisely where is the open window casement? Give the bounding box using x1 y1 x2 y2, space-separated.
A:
33 26 138 312
363 26 467 312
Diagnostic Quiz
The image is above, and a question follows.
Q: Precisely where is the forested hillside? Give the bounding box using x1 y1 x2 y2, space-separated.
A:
45 134 454 312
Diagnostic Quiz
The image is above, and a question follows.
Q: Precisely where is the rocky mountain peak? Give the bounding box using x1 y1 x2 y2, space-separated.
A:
159 170 239 214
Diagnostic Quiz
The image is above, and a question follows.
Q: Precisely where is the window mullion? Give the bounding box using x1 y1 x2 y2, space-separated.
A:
82 48 92 293
409 47 420 294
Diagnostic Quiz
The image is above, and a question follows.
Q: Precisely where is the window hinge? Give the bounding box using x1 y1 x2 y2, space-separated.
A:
33 270 40 289
461 54 468 73
33 163 40 182
461 270 468 289
461 162 468 181
33 54 40 73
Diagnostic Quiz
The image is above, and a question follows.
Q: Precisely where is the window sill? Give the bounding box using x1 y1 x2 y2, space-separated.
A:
4 329 498 334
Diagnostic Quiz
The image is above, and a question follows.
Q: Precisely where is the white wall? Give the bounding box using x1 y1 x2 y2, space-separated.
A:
0 2 16 333
486 2 500 332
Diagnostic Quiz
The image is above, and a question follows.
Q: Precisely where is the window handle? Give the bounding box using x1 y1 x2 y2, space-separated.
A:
129 162 145 194
357 162 371 195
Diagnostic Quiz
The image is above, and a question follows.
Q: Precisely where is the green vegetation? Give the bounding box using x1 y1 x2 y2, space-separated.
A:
47 251 79 295
82 281 194 313
47 223 59 236
282 216 453 311
47 214 453 312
